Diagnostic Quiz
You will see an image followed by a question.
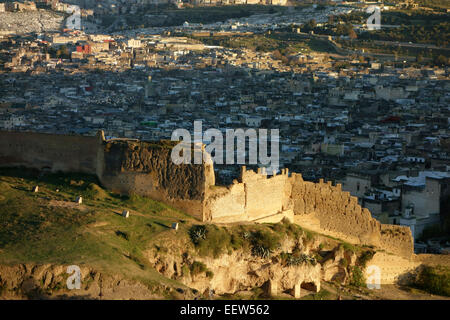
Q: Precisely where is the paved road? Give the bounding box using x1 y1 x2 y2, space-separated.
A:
371 40 450 51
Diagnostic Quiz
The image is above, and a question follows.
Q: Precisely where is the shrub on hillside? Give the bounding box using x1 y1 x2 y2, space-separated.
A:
115 230 129 241
271 217 303 239
190 261 207 277
250 230 280 259
349 266 365 287
189 225 231 258
413 265 450 297
357 250 375 268
83 183 109 200
189 225 207 244
280 252 317 267
341 242 357 254
181 265 190 277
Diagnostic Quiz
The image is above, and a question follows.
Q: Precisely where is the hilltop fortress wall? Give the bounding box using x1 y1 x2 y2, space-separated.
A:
0 131 214 220
97 138 215 220
205 167 414 259
0 131 413 258
0 131 100 174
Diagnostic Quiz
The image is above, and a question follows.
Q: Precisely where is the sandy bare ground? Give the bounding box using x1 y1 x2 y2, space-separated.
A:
48 199 88 211
322 282 449 300
371 284 450 300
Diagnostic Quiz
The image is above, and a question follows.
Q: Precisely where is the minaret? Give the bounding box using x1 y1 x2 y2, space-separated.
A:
145 75 154 98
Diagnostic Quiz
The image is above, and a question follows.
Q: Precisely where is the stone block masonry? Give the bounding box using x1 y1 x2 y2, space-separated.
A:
205 167 414 259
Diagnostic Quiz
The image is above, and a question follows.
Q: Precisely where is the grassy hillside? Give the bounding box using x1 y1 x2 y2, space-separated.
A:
189 32 336 55
0 167 194 293
1 168 448 300
0 167 368 300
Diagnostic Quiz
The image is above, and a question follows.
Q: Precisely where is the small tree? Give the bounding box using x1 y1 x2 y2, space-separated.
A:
307 19 317 30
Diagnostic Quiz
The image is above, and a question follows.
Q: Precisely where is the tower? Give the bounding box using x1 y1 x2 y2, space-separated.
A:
145 75 155 98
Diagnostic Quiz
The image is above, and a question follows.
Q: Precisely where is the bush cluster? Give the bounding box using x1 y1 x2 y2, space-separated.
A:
413 265 450 297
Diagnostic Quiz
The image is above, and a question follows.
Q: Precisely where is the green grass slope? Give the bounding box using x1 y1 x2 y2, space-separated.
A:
0 168 194 292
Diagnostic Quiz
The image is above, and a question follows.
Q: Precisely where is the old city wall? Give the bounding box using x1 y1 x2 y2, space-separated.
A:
97 139 215 220
0 131 414 259
206 167 414 259
0 130 101 174
0 131 214 220
204 166 293 223
365 252 420 285
370 252 450 285
291 175 413 258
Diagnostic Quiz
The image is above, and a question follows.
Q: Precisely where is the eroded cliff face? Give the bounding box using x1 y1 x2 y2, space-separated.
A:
146 237 322 297
188 251 322 296
145 226 443 298
0 264 181 300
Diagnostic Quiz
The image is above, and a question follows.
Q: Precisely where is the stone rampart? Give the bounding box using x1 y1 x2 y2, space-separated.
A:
205 167 414 258
0 130 101 174
0 131 414 258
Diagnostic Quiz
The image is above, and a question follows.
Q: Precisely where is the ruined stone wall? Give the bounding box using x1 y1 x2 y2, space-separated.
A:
97 139 215 220
379 225 414 260
206 167 414 258
365 252 420 285
205 167 292 223
0 131 415 258
205 184 246 222
0 130 101 174
291 175 412 258
0 131 214 220
241 168 290 221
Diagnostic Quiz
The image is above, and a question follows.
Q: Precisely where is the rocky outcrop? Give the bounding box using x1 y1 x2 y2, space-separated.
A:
0 264 173 300
146 235 328 298
186 251 321 296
